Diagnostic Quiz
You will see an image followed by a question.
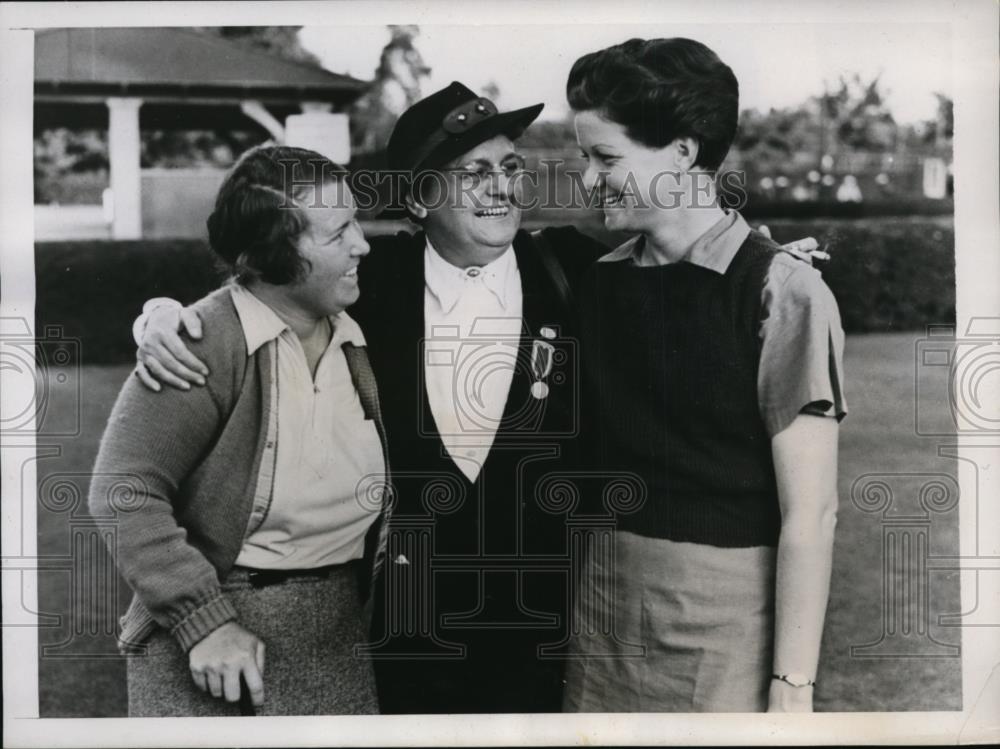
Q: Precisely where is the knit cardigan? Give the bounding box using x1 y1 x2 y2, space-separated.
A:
88 287 390 652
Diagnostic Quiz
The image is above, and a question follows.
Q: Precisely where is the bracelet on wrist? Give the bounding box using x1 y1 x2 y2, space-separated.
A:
772 673 816 688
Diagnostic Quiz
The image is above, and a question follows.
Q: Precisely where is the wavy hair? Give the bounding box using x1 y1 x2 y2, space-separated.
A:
206 145 349 284
566 38 739 172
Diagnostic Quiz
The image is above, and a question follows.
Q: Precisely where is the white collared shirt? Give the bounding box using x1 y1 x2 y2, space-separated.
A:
423 240 523 482
229 285 385 569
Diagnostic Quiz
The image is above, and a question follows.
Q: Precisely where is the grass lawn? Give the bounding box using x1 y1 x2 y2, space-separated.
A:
35 332 960 716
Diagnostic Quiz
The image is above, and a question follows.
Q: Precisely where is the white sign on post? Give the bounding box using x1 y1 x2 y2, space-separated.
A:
284 112 351 164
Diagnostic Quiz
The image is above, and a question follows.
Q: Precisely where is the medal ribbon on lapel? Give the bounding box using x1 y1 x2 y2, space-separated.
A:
530 338 555 399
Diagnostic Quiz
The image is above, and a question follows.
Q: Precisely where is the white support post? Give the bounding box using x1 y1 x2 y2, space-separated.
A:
240 100 286 142
106 97 143 239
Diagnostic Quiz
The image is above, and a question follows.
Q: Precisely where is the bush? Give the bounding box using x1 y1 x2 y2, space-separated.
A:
35 170 110 206
526 214 954 334
759 216 955 333
35 239 226 365
36 217 954 365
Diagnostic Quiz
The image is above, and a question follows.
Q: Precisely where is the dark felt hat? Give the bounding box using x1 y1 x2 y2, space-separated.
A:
386 81 544 174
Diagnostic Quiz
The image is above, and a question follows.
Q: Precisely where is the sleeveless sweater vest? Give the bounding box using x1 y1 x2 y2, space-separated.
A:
579 233 781 548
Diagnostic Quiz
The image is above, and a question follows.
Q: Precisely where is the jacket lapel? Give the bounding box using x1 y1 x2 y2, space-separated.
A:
495 230 556 430
513 229 546 337
364 229 427 414
341 342 393 603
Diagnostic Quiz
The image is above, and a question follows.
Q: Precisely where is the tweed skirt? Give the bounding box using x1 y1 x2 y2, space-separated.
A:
127 564 378 716
563 530 777 713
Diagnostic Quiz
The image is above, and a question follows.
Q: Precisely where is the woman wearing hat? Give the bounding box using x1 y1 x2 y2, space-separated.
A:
345 82 611 713
89 146 391 716
563 38 846 712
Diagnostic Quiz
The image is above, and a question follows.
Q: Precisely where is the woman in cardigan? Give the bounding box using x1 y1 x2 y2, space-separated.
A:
563 38 847 713
88 146 390 716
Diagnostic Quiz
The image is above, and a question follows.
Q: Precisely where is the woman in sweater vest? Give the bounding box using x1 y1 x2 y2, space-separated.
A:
89 146 392 716
562 38 847 712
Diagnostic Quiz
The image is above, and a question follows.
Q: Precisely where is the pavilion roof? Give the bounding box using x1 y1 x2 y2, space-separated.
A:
35 27 368 102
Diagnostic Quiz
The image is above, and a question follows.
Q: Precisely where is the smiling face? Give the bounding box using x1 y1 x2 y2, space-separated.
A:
574 109 693 235
414 135 525 268
289 179 370 317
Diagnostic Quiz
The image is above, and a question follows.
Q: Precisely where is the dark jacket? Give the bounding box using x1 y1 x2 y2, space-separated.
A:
351 225 607 713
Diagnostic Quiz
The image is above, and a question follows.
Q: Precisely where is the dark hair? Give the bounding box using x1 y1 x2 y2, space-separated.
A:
566 38 739 172
206 145 349 285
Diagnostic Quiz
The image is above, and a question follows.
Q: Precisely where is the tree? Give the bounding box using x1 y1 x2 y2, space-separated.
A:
928 93 954 147
197 26 322 66
734 106 819 165
818 73 897 153
934 94 954 138
349 26 431 155
481 80 502 107
732 73 901 175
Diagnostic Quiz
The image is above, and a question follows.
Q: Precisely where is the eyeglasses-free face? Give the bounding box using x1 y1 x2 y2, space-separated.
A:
288 179 370 317
575 109 692 235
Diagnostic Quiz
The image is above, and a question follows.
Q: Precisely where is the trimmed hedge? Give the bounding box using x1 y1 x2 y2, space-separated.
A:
36 216 954 365
759 216 955 334
35 239 225 365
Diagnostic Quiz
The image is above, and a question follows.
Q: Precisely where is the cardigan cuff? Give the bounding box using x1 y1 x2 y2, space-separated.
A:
170 593 238 652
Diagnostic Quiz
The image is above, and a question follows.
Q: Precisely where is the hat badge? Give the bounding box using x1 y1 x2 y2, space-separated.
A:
442 97 499 134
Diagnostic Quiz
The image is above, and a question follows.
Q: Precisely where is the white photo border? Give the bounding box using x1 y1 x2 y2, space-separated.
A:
2 0 998 746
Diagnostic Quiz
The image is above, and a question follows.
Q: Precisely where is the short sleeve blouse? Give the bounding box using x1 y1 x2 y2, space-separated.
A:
757 251 848 437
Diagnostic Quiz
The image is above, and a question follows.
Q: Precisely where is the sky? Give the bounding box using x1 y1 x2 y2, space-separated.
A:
299 22 952 124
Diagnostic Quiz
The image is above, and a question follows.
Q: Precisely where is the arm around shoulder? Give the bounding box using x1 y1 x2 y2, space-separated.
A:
540 225 610 265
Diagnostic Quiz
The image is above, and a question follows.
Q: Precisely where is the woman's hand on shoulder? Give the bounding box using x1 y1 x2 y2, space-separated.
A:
136 305 210 392
757 224 830 263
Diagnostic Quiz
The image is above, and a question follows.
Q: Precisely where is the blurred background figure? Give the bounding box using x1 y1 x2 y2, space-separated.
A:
837 174 863 203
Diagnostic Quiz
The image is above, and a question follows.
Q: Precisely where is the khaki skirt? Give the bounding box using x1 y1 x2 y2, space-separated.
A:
563 530 776 712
